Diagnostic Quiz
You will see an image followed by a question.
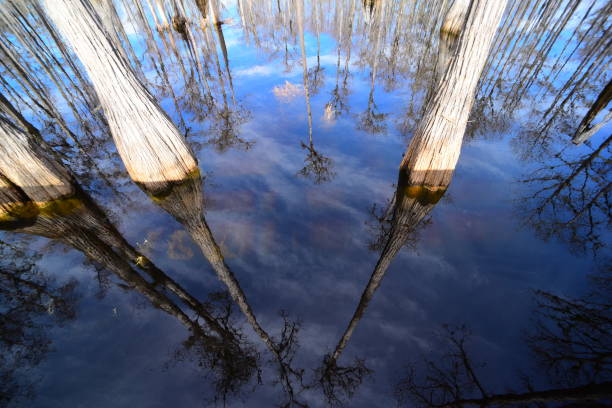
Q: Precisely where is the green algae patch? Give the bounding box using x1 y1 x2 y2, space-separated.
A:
37 197 83 218
0 196 83 230
403 185 447 205
396 169 447 206
0 201 39 229
145 168 202 203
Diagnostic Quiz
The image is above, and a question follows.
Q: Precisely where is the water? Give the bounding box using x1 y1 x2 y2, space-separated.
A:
0 0 610 407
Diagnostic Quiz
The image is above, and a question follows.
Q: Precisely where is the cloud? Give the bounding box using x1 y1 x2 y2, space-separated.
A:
272 81 304 102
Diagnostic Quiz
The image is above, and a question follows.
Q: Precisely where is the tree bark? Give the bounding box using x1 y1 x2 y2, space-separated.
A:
0 118 74 205
0 115 234 338
400 0 507 188
43 0 198 195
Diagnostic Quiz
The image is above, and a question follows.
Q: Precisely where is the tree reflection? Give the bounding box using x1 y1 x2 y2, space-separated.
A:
202 17 254 153
356 0 387 136
143 167 308 407
356 86 387 135
323 50 351 123
519 134 611 256
308 64 326 98
572 79 612 145
315 353 371 407
394 271 612 407
528 271 612 385
206 101 253 153
298 141 335 185
0 240 78 407
317 170 443 405
166 291 261 406
296 0 335 185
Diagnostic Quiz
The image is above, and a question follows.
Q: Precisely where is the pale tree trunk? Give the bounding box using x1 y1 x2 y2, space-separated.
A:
91 0 129 61
0 118 73 206
42 0 198 195
0 116 229 338
400 0 507 188
432 31 456 88
1 119 258 392
572 111 612 146
90 0 144 79
330 0 507 366
41 0 278 361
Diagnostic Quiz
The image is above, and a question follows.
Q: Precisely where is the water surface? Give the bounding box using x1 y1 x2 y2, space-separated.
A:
0 0 610 407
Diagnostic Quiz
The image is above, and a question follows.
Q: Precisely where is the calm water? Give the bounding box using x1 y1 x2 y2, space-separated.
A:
1 0 610 407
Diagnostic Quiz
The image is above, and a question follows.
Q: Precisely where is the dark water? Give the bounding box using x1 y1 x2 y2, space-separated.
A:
1 1 610 407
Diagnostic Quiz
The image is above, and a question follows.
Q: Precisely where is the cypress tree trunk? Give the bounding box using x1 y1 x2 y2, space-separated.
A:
329 0 508 368
40 0 279 368
91 0 131 62
0 118 74 206
42 0 198 195
400 0 507 189
0 116 231 338
572 111 612 146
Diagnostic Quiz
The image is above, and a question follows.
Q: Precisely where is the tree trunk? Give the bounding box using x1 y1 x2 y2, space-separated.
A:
0 118 74 205
0 115 234 338
432 0 470 87
329 0 507 369
432 32 457 88
42 0 198 195
400 0 507 188
41 0 279 364
573 111 612 145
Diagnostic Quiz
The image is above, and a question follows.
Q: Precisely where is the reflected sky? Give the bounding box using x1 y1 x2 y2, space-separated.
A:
0 0 610 407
